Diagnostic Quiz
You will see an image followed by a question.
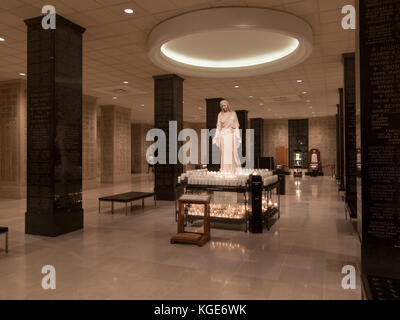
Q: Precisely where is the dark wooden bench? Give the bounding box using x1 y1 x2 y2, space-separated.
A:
99 192 156 215
0 227 8 253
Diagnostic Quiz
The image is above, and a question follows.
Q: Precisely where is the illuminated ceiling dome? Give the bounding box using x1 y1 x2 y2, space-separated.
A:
148 7 313 78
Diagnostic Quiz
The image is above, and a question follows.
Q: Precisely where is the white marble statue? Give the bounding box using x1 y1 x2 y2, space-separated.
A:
212 100 242 173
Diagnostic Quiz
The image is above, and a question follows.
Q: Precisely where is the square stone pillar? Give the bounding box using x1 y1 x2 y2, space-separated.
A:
100 105 131 184
336 105 340 181
250 118 264 168
359 0 400 280
338 88 345 191
343 53 357 218
236 110 248 167
25 15 85 236
206 98 224 172
153 74 183 201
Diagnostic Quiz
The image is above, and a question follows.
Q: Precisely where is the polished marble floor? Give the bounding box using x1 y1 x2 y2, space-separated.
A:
0 174 361 300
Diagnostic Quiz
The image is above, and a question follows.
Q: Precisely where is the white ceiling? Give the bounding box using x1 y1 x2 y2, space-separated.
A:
0 0 355 124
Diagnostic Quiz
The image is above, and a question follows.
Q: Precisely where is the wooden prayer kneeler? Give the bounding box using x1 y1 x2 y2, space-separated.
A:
171 194 211 247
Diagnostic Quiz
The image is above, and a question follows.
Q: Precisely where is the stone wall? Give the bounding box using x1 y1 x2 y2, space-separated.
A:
131 122 207 173
263 116 337 171
0 80 26 198
100 105 131 183
82 95 98 188
263 119 289 159
131 123 153 173
183 122 206 171
309 116 337 169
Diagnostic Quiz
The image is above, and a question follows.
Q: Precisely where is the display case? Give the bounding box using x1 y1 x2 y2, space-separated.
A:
307 149 323 176
176 169 280 232
293 152 303 177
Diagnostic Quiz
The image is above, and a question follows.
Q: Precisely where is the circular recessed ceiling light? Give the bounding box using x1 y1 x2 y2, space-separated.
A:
124 9 134 14
249 96 254 99
302 91 307 94
0 37 5 42
148 7 313 78
19 73 26 76
297 80 303 83
234 85 240 88
113 96 117 100
123 81 129 84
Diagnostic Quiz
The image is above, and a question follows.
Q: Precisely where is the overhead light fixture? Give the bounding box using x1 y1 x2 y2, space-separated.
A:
302 91 307 94
141 104 145 107
123 81 129 84
113 97 117 100
297 80 303 83
124 9 134 14
249 95 254 98
234 85 239 88
0 37 5 42
161 38 299 69
19 73 26 76
148 7 313 78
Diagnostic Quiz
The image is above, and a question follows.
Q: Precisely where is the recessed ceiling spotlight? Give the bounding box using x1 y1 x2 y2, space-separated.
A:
302 91 307 94
123 81 129 84
0 37 5 42
113 97 117 100
249 96 254 98
19 73 26 76
141 104 145 107
234 85 239 88
124 8 134 14
297 80 303 83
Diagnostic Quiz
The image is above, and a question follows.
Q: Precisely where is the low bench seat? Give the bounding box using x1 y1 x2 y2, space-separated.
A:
99 192 156 215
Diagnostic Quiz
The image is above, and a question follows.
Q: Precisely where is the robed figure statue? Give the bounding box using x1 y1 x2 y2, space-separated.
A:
212 100 242 173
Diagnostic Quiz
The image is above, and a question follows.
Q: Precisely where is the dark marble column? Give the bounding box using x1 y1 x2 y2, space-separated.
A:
359 0 400 281
153 74 183 201
343 53 357 218
336 105 341 181
288 119 309 169
236 110 248 167
206 98 224 172
25 15 85 237
338 88 345 191
250 118 264 168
